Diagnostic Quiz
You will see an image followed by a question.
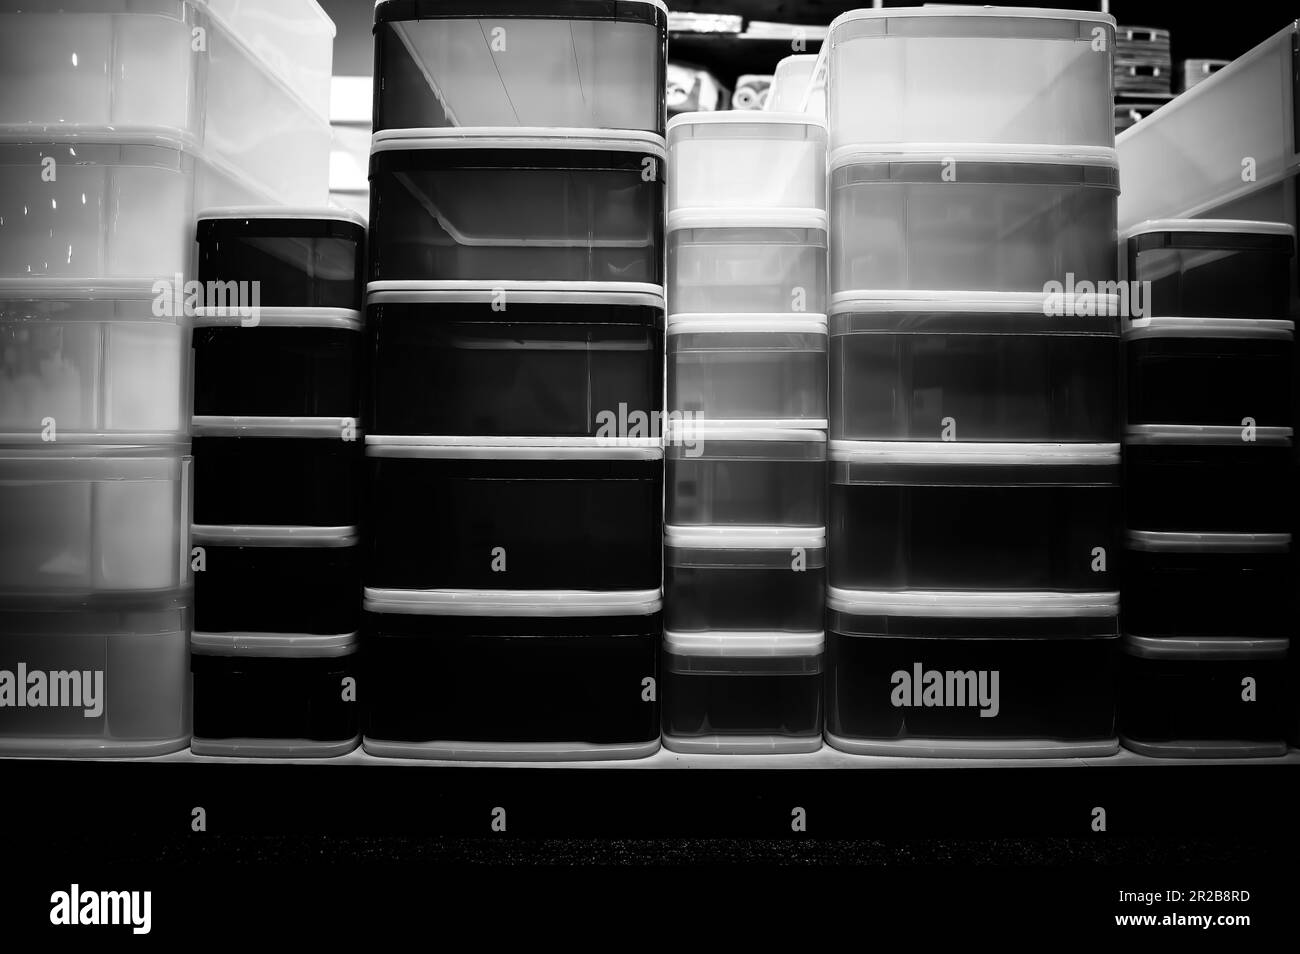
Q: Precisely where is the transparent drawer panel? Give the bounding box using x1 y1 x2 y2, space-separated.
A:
0 284 187 443
368 132 666 285
1124 426 1292 533
373 1 667 135
829 442 1121 592
662 632 823 754
826 591 1119 757
667 112 826 210
0 448 190 596
831 294 1119 442
1125 220 1295 319
668 316 827 428
0 594 191 756
1120 635 1289 758
667 211 827 315
665 527 824 634
830 148 1119 295
666 428 826 528
827 7 1114 151
197 209 366 309
767 54 817 113
192 527 360 637
1123 532 1293 639
0 135 270 280
366 284 664 438
362 591 662 760
366 442 663 592
191 633 360 758
1125 318 1293 427
0 0 331 203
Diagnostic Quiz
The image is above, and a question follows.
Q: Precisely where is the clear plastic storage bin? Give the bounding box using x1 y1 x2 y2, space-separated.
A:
830 146 1120 295
826 7 1115 151
0 593 190 757
1124 425 1292 533
372 0 667 135
826 589 1120 757
363 589 662 760
829 442 1121 592
666 112 826 211
1120 635 1289 758
767 54 818 112
666 427 826 529
368 130 666 285
192 526 360 637
1124 220 1295 319
0 447 191 596
830 293 1120 442
1 282 188 443
191 632 360 758
665 527 824 634
1123 531 1292 639
0 0 332 203
366 440 663 592
0 132 271 281
191 418 361 527
667 209 828 315
192 309 362 418
662 631 823 754
1124 318 1293 427
668 315 827 428
197 208 366 310
366 282 664 438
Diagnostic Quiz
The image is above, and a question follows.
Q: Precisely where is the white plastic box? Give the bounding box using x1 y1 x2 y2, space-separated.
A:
827 6 1115 151
0 0 332 203
0 131 272 281
766 54 818 112
667 112 827 211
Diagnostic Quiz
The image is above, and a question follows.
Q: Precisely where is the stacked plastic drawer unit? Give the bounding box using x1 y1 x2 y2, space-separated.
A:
1120 219 1296 758
189 208 366 757
663 111 829 754
362 0 668 761
824 6 1123 758
0 1 334 757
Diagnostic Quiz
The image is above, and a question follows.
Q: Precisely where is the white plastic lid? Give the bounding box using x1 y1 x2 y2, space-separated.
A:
827 587 1119 618
0 278 163 302
196 206 368 228
1123 218 1296 239
192 416 360 439
830 290 1121 315
664 424 827 443
191 525 359 548
666 208 828 232
1123 634 1289 661
668 314 827 335
365 436 662 460
667 110 827 131
829 143 1119 173
194 307 363 330
1124 317 1294 341
366 280 665 309
830 6 1114 28
371 127 668 159
664 631 824 656
830 440 1120 465
665 526 826 550
363 587 662 617
191 631 358 657
1124 424 1293 446
1126 530 1291 553
0 124 199 153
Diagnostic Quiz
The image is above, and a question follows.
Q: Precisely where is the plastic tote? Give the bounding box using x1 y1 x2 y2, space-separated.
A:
362 589 662 761
372 0 668 136
365 282 664 439
190 632 360 758
826 6 1115 151
829 145 1119 295
825 589 1120 758
1 281 188 444
830 292 1120 443
368 129 666 285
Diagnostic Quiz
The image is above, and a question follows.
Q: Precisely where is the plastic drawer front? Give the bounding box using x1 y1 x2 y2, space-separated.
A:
366 285 664 439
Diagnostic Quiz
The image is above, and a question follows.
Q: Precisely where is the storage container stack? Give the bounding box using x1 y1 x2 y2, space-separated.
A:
0 0 333 756
1120 219 1296 758
663 112 829 754
823 6 1123 758
189 209 366 757
362 0 668 760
